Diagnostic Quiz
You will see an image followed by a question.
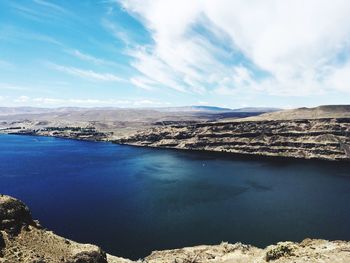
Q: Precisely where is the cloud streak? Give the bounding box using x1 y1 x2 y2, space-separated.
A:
32 0 67 14
66 49 120 67
49 63 125 82
10 96 171 107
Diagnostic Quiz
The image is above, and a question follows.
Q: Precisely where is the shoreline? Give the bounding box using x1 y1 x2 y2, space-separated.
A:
2 132 350 164
115 118 350 162
116 141 350 163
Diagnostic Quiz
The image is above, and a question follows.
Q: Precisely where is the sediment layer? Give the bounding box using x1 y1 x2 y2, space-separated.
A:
117 118 350 161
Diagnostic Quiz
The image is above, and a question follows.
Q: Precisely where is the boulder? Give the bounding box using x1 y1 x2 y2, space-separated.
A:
0 195 35 235
68 250 108 263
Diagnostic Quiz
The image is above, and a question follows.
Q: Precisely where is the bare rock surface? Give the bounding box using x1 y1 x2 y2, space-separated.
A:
142 239 350 262
0 195 35 235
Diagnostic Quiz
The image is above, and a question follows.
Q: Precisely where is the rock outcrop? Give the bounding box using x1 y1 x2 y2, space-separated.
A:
117 118 350 161
0 195 35 235
144 240 350 263
0 195 127 263
1 194 350 262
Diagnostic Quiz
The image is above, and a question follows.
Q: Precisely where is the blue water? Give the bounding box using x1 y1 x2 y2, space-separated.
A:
0 134 350 259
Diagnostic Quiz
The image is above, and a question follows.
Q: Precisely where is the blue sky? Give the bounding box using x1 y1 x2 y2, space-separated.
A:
1 0 350 108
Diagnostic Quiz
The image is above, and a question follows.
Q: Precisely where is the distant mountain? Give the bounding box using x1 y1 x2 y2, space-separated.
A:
151 106 233 112
0 106 281 115
0 107 53 116
230 107 281 113
189 106 281 113
190 106 233 111
154 106 281 113
240 105 350 121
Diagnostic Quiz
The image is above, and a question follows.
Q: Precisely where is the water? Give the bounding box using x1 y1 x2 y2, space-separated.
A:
0 134 350 259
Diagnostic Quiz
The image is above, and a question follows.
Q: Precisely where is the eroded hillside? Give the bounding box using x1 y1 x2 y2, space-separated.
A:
117 118 350 161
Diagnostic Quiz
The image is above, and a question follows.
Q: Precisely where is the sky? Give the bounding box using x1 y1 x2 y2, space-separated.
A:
1 0 350 109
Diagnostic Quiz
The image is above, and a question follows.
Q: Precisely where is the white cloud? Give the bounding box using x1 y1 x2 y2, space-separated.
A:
0 83 30 91
9 96 171 107
326 61 350 92
197 100 209 105
32 97 64 104
130 76 155 90
120 0 350 96
49 63 124 82
102 19 133 45
14 96 30 103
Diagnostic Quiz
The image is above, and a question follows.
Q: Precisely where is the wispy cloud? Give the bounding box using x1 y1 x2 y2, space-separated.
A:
9 3 46 22
119 0 350 96
0 83 66 95
49 63 125 82
32 0 67 14
0 83 31 91
130 76 155 90
66 49 120 67
102 19 133 46
0 25 63 46
10 0 72 23
128 47 189 93
11 96 171 107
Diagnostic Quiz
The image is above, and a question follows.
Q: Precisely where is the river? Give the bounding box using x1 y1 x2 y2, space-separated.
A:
0 134 349 259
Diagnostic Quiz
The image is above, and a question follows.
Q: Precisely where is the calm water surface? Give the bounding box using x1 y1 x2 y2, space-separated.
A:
0 134 350 259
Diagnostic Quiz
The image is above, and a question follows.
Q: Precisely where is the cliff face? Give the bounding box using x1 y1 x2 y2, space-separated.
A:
117 118 350 161
0 195 130 263
1 195 350 263
1 105 350 161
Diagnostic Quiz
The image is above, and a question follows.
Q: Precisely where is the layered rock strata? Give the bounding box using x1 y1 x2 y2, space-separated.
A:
117 118 350 161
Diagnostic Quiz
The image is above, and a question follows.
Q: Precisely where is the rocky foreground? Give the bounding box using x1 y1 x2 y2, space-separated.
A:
1 194 350 263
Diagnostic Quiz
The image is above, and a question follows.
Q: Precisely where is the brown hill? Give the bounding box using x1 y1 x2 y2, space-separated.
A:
239 105 350 121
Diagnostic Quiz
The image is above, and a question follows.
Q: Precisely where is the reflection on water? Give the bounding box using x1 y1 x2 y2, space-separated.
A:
0 134 350 259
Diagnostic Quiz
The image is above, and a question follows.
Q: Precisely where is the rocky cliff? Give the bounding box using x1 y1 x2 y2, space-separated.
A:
1 105 350 161
117 118 350 161
0 195 130 263
1 195 350 262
